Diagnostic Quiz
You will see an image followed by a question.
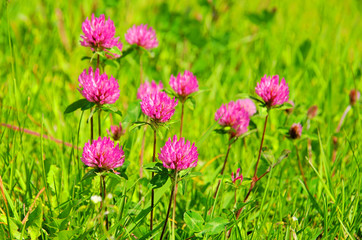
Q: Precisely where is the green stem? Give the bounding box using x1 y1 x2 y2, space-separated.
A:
180 102 185 138
140 51 144 84
139 122 147 200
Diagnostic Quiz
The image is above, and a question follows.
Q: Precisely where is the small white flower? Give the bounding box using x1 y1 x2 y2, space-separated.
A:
104 210 109 215
292 216 298 222
107 193 113 199
91 195 102 204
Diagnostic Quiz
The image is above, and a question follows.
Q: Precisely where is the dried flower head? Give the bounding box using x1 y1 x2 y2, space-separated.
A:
285 100 295 115
169 70 199 100
215 101 250 137
236 98 257 117
255 75 289 108
78 67 120 105
289 123 303 139
107 123 125 141
307 105 318 119
231 168 243 184
125 24 158 49
80 14 123 54
81 137 125 171
137 80 163 100
158 135 198 171
140 91 178 123
349 89 360 106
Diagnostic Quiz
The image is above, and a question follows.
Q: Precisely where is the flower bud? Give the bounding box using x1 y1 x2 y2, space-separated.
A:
289 123 302 139
307 105 318 119
349 89 360 106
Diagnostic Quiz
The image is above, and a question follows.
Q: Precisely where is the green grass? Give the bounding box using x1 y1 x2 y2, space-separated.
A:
0 0 361 239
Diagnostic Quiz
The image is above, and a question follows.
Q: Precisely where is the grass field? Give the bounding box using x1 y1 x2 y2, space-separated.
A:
0 0 361 239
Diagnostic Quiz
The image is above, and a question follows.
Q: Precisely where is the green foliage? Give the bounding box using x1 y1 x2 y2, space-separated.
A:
0 0 361 239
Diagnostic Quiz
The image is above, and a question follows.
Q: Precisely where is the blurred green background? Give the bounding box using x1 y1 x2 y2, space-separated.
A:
0 0 361 239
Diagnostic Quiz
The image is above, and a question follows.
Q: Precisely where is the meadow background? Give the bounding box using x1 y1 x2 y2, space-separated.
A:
0 0 361 239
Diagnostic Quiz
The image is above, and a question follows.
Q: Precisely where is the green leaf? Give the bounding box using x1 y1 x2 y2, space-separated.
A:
202 217 229 235
118 45 135 59
108 46 122 56
249 95 264 104
150 173 169 189
81 169 98 182
55 230 79 240
26 202 43 240
214 127 231 135
105 171 128 181
101 104 122 117
64 99 95 114
47 165 60 194
184 210 204 233
144 162 167 174
58 202 73 219
180 171 202 180
246 9 276 25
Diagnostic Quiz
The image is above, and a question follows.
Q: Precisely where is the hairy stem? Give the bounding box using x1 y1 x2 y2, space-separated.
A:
228 114 269 238
102 175 109 230
296 145 308 190
98 109 102 137
336 105 351 133
333 105 351 163
90 113 94 143
172 170 179 240
150 129 157 231
254 114 269 178
139 124 147 200
160 172 177 240
213 142 232 198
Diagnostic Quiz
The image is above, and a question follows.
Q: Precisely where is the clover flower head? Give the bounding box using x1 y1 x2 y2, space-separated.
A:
81 137 125 171
140 91 178 122
107 122 125 141
215 100 250 137
80 14 123 55
289 123 303 139
169 70 199 99
78 67 120 105
255 75 289 108
236 98 256 117
231 168 243 184
158 135 198 171
137 80 164 100
125 24 158 49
